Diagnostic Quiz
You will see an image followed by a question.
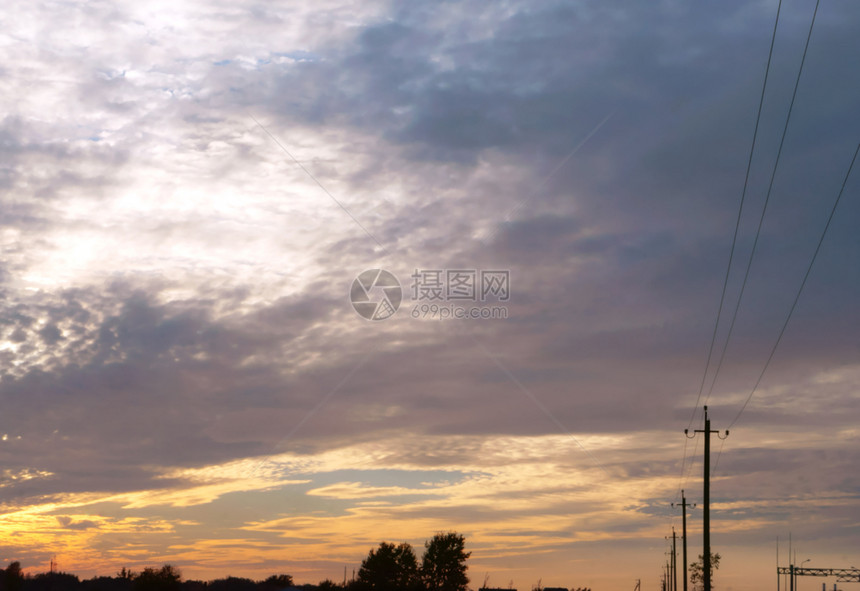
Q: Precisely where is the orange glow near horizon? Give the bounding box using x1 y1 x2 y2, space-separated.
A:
0 430 836 590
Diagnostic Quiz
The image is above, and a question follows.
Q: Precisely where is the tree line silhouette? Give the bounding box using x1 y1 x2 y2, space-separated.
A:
0 563 297 591
0 533 587 591
0 532 472 591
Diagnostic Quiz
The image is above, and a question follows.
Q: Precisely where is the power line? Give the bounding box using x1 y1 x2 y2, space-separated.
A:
682 434 700 491
711 435 726 477
673 436 691 504
727 142 860 430
686 0 785 429
249 112 391 256
471 336 609 475
703 0 821 405
675 407 701 503
676 0 785 502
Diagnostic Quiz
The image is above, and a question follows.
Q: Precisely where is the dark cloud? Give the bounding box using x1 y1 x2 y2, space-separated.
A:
0 283 350 500
56 516 100 530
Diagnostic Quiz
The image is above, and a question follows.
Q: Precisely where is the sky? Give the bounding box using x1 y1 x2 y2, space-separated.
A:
1 0 859 590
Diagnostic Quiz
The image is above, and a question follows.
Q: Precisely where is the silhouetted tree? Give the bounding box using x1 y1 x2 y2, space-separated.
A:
178 580 206 591
421 533 470 591
118 571 136 583
316 580 341 591
257 575 293 591
357 542 420 591
208 577 255 591
27 572 82 591
133 566 181 591
3 562 25 591
83 575 129 591
690 553 721 591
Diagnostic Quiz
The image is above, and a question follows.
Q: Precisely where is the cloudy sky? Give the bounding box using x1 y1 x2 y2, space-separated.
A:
1 0 859 589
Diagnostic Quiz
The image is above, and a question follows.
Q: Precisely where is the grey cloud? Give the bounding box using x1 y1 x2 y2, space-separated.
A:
0 282 354 499
38 323 63 345
56 516 100 530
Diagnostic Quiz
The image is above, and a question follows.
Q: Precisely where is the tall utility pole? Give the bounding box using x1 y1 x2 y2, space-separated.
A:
686 405 729 591
673 491 695 591
672 527 678 591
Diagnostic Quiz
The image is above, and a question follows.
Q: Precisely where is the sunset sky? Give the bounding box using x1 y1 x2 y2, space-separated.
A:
1 1 859 590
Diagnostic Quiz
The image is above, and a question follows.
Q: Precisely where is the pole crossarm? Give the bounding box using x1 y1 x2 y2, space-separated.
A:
777 567 860 582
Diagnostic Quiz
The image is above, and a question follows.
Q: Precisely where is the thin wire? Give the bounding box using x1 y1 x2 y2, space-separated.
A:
681 435 700 494
673 437 691 504
471 336 609 475
252 107 612 478
675 406 705 503
687 0 785 429
686 436 700 484
704 0 820 405
711 437 727 477
249 113 390 256
676 0 785 506
483 111 615 245
727 142 860 430
256 345 380 466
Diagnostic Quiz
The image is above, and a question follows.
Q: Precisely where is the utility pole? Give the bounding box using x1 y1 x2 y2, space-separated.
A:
666 531 677 591
672 527 678 591
686 405 729 591
673 491 695 591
